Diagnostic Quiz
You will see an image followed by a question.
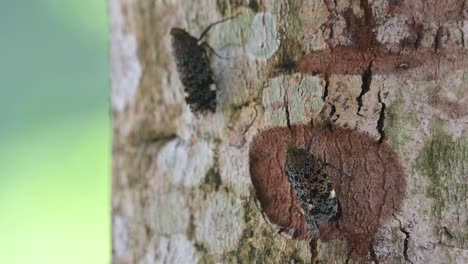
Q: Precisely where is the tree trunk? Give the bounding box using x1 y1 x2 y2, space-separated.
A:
110 0 467 263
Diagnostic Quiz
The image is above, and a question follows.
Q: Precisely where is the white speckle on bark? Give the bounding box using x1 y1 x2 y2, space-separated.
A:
440 70 465 101
332 15 352 45
373 219 407 261
157 138 214 188
110 0 142 112
219 143 251 196
246 12 279 60
148 191 190 235
113 215 129 259
194 192 244 253
153 235 198 264
376 16 410 45
370 0 388 20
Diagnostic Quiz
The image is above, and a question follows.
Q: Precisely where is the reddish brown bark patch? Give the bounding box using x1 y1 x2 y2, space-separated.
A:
249 124 406 257
295 46 467 80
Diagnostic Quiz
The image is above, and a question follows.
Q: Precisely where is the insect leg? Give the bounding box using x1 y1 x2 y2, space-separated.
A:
198 14 239 40
306 122 331 152
305 214 320 239
199 42 228 59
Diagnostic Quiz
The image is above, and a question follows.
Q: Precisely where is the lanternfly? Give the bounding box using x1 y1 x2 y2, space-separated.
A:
285 125 349 239
170 16 236 114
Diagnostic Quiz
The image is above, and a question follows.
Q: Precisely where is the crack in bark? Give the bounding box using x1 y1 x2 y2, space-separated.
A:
322 74 338 122
443 226 454 239
400 227 412 263
369 239 379 264
395 215 413 264
330 105 337 121
356 61 373 116
435 26 443 52
284 91 291 128
459 22 465 48
345 244 355 264
137 134 177 146
413 23 424 49
322 73 330 102
309 239 319 263
377 90 386 143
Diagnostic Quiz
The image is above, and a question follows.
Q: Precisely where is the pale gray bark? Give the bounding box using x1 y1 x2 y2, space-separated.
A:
111 0 468 263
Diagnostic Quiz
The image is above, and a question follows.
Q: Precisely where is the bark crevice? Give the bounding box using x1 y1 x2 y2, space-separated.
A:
377 90 386 143
356 61 373 116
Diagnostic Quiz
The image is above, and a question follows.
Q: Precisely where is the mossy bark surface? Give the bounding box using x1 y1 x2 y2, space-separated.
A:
111 0 467 263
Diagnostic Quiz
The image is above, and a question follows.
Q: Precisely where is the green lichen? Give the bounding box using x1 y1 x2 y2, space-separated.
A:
271 0 305 74
415 123 468 246
272 37 304 76
425 84 442 97
385 104 412 150
416 128 467 215
246 12 280 59
223 194 311 263
204 167 222 191
456 71 468 99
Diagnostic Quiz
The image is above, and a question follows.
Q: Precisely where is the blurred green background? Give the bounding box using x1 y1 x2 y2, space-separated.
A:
0 1 110 263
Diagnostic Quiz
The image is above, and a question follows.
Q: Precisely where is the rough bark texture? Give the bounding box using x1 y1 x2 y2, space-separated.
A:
111 0 468 263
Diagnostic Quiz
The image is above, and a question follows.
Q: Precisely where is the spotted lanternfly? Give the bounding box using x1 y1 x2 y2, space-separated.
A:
170 15 237 114
285 126 349 239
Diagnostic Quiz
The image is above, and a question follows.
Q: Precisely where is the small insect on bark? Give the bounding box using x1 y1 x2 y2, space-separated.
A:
285 125 350 239
170 15 237 114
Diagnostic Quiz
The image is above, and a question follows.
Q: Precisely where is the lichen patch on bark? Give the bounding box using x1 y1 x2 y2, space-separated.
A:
151 235 198 264
415 130 468 248
246 12 280 60
194 191 244 253
157 138 214 188
262 74 325 128
249 124 406 259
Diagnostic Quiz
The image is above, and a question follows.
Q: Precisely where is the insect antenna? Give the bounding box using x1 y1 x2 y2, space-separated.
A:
199 42 227 59
198 14 239 40
306 124 329 152
242 105 258 134
306 123 351 177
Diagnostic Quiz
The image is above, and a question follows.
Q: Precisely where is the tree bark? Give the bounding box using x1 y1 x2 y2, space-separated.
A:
110 0 468 263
